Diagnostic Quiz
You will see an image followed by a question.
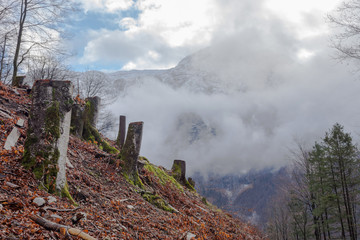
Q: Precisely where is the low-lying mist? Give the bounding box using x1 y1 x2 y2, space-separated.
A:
106 11 360 176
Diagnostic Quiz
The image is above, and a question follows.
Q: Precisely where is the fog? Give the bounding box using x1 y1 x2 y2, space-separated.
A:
106 0 360 176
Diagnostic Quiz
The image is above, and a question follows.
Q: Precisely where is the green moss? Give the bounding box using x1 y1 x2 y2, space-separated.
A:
144 163 183 191
201 197 208 206
22 132 38 169
141 192 175 213
185 180 196 191
61 181 77 205
101 140 119 154
123 171 144 189
45 101 60 139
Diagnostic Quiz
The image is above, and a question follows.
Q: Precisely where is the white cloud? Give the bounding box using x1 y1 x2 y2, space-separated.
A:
77 0 344 71
78 0 134 13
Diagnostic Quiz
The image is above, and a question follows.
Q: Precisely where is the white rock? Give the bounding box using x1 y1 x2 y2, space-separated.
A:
66 157 74 169
33 197 46 207
47 196 57 204
4 127 20 150
186 232 196 240
127 205 134 210
50 214 63 220
15 118 25 127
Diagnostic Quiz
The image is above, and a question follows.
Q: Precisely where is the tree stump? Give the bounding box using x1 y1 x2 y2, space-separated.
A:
116 115 126 149
171 160 186 184
23 80 73 195
119 122 143 185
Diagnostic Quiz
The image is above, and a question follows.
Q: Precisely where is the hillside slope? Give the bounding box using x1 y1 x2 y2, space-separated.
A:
0 82 265 239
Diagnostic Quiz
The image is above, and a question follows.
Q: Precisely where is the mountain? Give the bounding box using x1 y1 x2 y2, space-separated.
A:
0 82 264 239
192 168 291 228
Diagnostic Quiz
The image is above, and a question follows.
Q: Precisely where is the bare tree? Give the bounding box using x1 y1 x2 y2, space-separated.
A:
0 0 16 84
10 0 75 86
26 53 72 83
328 0 360 63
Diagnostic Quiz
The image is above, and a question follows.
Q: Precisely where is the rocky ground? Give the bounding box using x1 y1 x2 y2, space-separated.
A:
0 82 265 239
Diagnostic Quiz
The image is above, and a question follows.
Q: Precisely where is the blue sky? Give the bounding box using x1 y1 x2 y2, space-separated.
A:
66 0 344 73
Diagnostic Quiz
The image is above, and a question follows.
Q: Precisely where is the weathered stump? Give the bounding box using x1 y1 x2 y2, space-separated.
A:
85 96 100 127
70 104 84 138
171 160 195 190
171 160 186 184
81 97 118 154
119 122 143 185
23 80 73 195
116 115 126 148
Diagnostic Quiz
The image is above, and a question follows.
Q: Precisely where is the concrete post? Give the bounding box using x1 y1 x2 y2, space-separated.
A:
171 160 186 184
116 115 126 148
120 122 143 182
23 80 73 194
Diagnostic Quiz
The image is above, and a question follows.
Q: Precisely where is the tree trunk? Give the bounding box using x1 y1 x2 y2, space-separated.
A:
23 80 73 195
12 0 27 86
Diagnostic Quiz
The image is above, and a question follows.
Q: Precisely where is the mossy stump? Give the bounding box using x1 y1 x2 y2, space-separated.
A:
81 97 118 154
171 160 195 191
116 115 126 149
119 122 143 185
23 80 73 195
85 96 100 127
171 160 186 184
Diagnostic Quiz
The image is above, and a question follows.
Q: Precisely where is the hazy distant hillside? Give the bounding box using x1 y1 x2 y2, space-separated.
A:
192 167 291 227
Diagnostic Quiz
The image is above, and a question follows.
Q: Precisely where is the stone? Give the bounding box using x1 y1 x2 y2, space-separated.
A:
171 160 186 184
23 80 73 194
72 212 87 224
66 157 74 169
4 127 20 150
116 115 126 148
50 214 63 220
120 122 143 180
127 205 134 210
15 118 25 127
47 196 57 204
186 232 196 240
33 197 46 207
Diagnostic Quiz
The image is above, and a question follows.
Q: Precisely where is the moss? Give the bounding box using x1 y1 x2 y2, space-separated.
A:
61 181 77 205
123 171 144 189
185 180 196 191
45 101 60 139
141 192 175 213
144 163 183 191
171 162 182 181
22 132 38 169
101 140 119 154
201 197 208 206
139 156 150 163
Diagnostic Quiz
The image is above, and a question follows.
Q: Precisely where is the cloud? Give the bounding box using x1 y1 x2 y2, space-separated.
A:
78 0 134 13
79 0 221 69
104 0 360 176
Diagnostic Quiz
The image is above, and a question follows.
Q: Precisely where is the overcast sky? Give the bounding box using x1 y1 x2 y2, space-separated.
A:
69 0 344 72
67 0 360 175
